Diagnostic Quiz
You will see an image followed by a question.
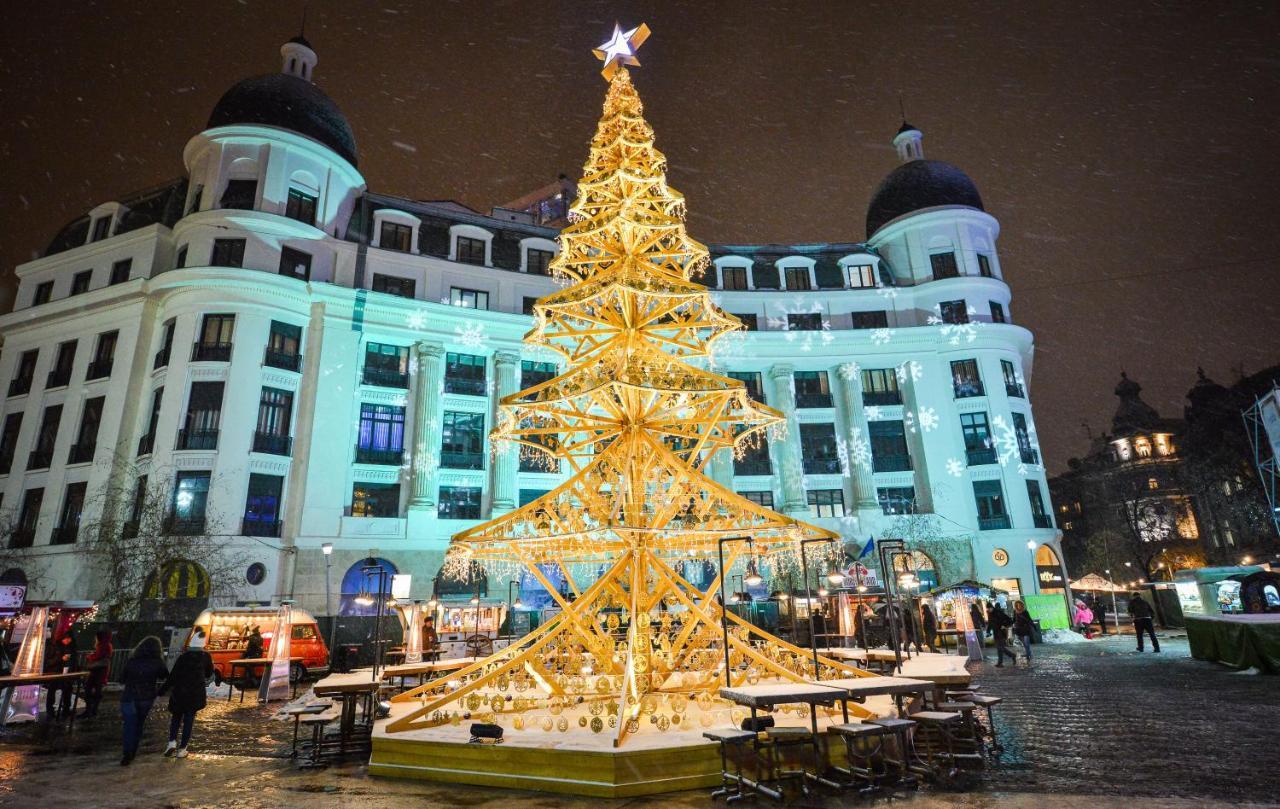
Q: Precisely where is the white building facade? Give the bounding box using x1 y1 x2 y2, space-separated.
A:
0 40 1066 616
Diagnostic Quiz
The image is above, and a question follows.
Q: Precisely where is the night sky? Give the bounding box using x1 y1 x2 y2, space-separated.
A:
2 1 1277 472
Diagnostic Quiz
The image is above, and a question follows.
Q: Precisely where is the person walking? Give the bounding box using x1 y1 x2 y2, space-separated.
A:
988 603 1017 667
920 601 939 653
969 602 987 639
80 629 113 718
160 629 216 758
118 636 168 765
1095 595 1109 635
1129 593 1161 652
1073 600 1095 639
1012 601 1035 665
43 632 79 719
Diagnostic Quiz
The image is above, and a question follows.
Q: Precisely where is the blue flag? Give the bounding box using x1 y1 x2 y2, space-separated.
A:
857 536 875 560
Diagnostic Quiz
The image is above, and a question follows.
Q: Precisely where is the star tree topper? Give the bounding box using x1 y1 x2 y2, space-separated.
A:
593 22 651 80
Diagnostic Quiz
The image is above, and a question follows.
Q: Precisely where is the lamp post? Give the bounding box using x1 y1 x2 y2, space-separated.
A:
1027 540 1039 595
716 536 753 687
360 562 390 680
321 543 337 663
800 537 835 679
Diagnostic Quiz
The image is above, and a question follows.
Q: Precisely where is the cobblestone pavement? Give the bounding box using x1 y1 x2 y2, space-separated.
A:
1 634 1276 808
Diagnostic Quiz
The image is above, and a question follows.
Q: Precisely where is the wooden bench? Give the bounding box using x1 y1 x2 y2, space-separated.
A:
297 706 342 769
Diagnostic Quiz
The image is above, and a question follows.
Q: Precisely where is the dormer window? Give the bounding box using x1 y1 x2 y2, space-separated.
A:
449 225 492 266
379 222 412 252
1134 437 1152 458
373 209 420 253
721 266 749 290
285 188 318 226
70 270 92 296
783 266 812 291
456 236 486 266
90 216 112 243
847 264 876 289
526 248 554 275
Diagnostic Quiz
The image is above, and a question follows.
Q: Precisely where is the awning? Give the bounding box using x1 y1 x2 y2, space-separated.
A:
1070 573 1127 592
1174 566 1264 586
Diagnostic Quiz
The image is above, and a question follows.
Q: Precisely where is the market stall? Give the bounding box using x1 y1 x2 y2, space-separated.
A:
1174 566 1265 617
1185 613 1280 674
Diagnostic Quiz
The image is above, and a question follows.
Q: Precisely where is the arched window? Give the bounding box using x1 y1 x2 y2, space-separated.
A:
340 557 398 616
140 560 211 622
892 551 939 591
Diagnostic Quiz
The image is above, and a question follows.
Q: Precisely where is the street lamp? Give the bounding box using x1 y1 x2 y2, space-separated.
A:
1027 540 1039 595
321 543 337 662
716 536 753 687
800 537 836 679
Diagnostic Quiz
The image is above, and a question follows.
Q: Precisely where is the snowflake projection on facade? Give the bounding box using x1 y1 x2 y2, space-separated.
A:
870 328 895 346
896 360 923 385
836 362 860 384
876 285 899 301
779 456 806 500
917 407 939 432
406 309 428 331
945 457 966 477
990 414 1022 467
411 447 440 478
707 328 750 369
926 303 983 347
765 298 835 352
454 322 488 351
837 428 872 475
864 405 882 421
904 410 917 435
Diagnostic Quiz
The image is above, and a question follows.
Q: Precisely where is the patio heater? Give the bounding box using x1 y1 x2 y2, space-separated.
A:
716 536 753 687
800 537 836 678
360 562 391 680
321 543 337 662
877 538 909 673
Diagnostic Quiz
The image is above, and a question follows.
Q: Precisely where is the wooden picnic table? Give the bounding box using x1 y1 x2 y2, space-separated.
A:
720 682 848 795
0 671 89 728
313 670 380 756
226 657 303 702
820 675 933 719
380 656 477 689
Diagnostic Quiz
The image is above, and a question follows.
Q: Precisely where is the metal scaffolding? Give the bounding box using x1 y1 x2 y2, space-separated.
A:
1241 384 1280 539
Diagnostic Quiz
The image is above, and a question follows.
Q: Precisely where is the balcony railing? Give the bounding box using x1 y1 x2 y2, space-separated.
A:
137 433 155 456
1020 447 1040 465
1033 513 1053 529
9 528 35 549
795 393 834 409
50 525 79 545
354 445 404 466
872 453 912 473
27 449 53 470
978 514 1011 531
252 431 292 456
242 518 282 538
264 349 302 372
441 450 485 470
802 457 841 475
862 390 902 406
1006 382 1025 398
85 359 113 380
733 458 772 477
153 347 171 370
445 376 487 396
966 447 998 466
46 368 72 388
67 442 95 465
191 342 233 362
165 516 207 536
953 381 985 399
362 366 409 389
176 428 219 451
7 378 32 397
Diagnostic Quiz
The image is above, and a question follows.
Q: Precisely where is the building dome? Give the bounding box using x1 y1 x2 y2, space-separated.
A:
865 159 984 238
207 73 358 167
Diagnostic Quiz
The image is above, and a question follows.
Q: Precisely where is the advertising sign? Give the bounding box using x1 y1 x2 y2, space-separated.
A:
0 584 25 614
1037 565 1066 589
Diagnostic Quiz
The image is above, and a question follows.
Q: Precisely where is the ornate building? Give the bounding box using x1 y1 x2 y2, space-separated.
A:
0 38 1064 617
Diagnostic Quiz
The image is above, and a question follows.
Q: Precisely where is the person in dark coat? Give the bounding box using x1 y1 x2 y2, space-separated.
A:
988 603 1017 666
118 636 168 765
1129 593 1161 652
920 602 939 653
1094 595 1109 635
1012 601 1035 664
969 602 987 638
160 629 215 758
43 632 78 718
244 626 264 659
80 629 113 718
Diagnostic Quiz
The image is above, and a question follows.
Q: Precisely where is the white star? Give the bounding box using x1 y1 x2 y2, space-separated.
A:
593 22 651 79
599 25 633 64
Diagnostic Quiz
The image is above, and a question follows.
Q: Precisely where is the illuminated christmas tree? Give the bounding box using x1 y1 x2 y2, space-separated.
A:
389 24 869 746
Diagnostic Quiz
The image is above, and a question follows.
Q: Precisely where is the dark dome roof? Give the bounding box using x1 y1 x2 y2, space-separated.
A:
207 73 357 167
866 159 983 237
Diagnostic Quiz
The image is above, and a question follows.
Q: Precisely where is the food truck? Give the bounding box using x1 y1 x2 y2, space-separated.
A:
186 607 328 682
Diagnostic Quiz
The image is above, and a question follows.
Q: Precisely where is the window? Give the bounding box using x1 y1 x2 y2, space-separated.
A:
977 254 993 278
438 485 482 519
450 287 489 310
1147 476 1159 490
1027 480 1052 528
109 259 132 285
9 351 37 396
193 314 234 361
445 352 486 396
441 412 486 469
253 387 293 456
351 482 400 518
726 371 765 403
211 238 246 269
172 472 211 531
71 270 92 296
990 301 1006 323
128 476 148 529
379 221 413 252
870 420 911 472
861 368 901 406
793 371 832 408
961 412 996 465
783 267 812 291
187 184 203 216
362 343 409 388
69 396 104 464
877 487 916 515
13 488 44 548
521 361 557 389
733 313 758 331
138 387 162 456
279 247 312 281
787 313 823 331
33 281 53 306
53 482 87 544
519 489 550 508
91 216 112 242
1013 412 1038 464
733 435 771 476
243 474 284 536
974 480 1009 529
87 331 117 380
48 341 77 388
721 267 749 290
284 188 318 226
847 264 876 288
369 274 416 300
740 490 774 509
930 252 959 279
850 310 888 330
0 413 23 474
951 359 984 398
526 248 554 275
799 423 840 474
807 489 845 518
356 404 406 464
1002 360 1023 398
179 381 224 450
456 236 486 265
154 319 176 370
265 321 303 372
939 300 968 325
175 246 188 269
522 296 539 316
220 179 257 210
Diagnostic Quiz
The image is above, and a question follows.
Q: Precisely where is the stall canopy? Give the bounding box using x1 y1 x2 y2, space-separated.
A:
1070 573 1128 593
925 580 1009 597
1175 565 1264 585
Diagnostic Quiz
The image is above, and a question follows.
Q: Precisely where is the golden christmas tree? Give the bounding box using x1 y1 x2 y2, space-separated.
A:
389 25 871 746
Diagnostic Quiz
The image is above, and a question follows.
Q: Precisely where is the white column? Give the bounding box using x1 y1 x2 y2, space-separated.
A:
897 370 932 511
768 363 808 516
836 363 879 511
410 340 445 510
490 351 520 514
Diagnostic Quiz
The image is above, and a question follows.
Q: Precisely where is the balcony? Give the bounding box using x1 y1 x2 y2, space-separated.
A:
46 368 72 388
67 443 95 465
242 517 282 537
362 366 409 389
50 525 79 545
802 457 841 475
85 359 113 381
9 528 35 549
862 390 902 406
7 378 32 397
733 458 772 477
445 376 487 397
264 349 302 372
1020 447 1040 465
252 431 292 456
176 428 219 451
137 433 155 456
1033 513 1053 529
165 516 207 536
953 381 985 399
191 342 232 363
441 450 485 470
27 449 52 470
1006 382 1025 398
795 393 834 409
872 453 912 473
121 520 140 539
978 514 1011 531
966 447 998 466
354 445 404 466
153 347 171 370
